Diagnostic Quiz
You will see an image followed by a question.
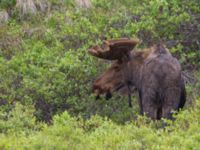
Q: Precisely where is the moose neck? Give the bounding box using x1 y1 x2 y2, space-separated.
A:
124 52 144 89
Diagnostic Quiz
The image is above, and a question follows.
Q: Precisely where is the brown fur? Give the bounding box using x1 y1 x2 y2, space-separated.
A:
92 44 186 120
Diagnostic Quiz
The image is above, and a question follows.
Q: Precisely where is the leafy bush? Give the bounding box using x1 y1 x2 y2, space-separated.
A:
0 0 199 122
0 0 199 148
0 103 42 134
0 0 16 10
0 98 199 149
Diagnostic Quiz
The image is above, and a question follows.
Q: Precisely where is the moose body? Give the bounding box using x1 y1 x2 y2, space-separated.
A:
89 39 186 120
135 48 186 119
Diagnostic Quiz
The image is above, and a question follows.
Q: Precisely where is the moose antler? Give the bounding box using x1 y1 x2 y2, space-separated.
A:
88 38 140 60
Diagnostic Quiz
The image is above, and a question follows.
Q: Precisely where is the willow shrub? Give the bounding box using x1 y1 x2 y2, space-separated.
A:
0 0 199 123
0 98 199 149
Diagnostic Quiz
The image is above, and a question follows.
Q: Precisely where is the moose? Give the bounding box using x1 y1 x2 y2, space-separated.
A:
88 38 186 120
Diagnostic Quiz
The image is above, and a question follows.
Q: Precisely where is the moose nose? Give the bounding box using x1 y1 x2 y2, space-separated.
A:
105 91 112 100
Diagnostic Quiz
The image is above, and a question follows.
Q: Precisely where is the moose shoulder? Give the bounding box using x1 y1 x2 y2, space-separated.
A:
88 39 186 120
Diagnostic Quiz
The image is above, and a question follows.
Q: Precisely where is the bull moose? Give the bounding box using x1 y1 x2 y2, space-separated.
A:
88 38 186 120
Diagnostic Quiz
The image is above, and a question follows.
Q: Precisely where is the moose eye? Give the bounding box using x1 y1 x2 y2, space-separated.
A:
113 66 120 70
113 67 120 72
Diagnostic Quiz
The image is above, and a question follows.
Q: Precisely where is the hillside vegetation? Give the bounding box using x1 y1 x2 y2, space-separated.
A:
0 0 200 149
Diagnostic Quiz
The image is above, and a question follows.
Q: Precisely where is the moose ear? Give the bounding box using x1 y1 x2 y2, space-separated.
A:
88 38 140 60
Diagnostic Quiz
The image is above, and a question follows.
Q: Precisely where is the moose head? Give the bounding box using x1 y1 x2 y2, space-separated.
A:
88 38 140 106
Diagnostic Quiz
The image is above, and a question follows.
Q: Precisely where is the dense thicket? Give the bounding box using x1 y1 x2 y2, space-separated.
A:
0 0 199 149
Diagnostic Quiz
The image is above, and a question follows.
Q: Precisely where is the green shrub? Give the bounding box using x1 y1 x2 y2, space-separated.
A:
0 0 16 10
0 103 42 134
0 98 199 149
0 2 199 149
0 0 199 123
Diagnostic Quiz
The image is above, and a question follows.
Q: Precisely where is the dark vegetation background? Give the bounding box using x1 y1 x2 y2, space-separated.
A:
0 0 199 149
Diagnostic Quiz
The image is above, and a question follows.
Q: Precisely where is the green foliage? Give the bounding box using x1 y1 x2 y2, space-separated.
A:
50 0 75 6
0 0 199 149
0 0 199 122
0 99 200 149
0 0 16 10
0 103 42 134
